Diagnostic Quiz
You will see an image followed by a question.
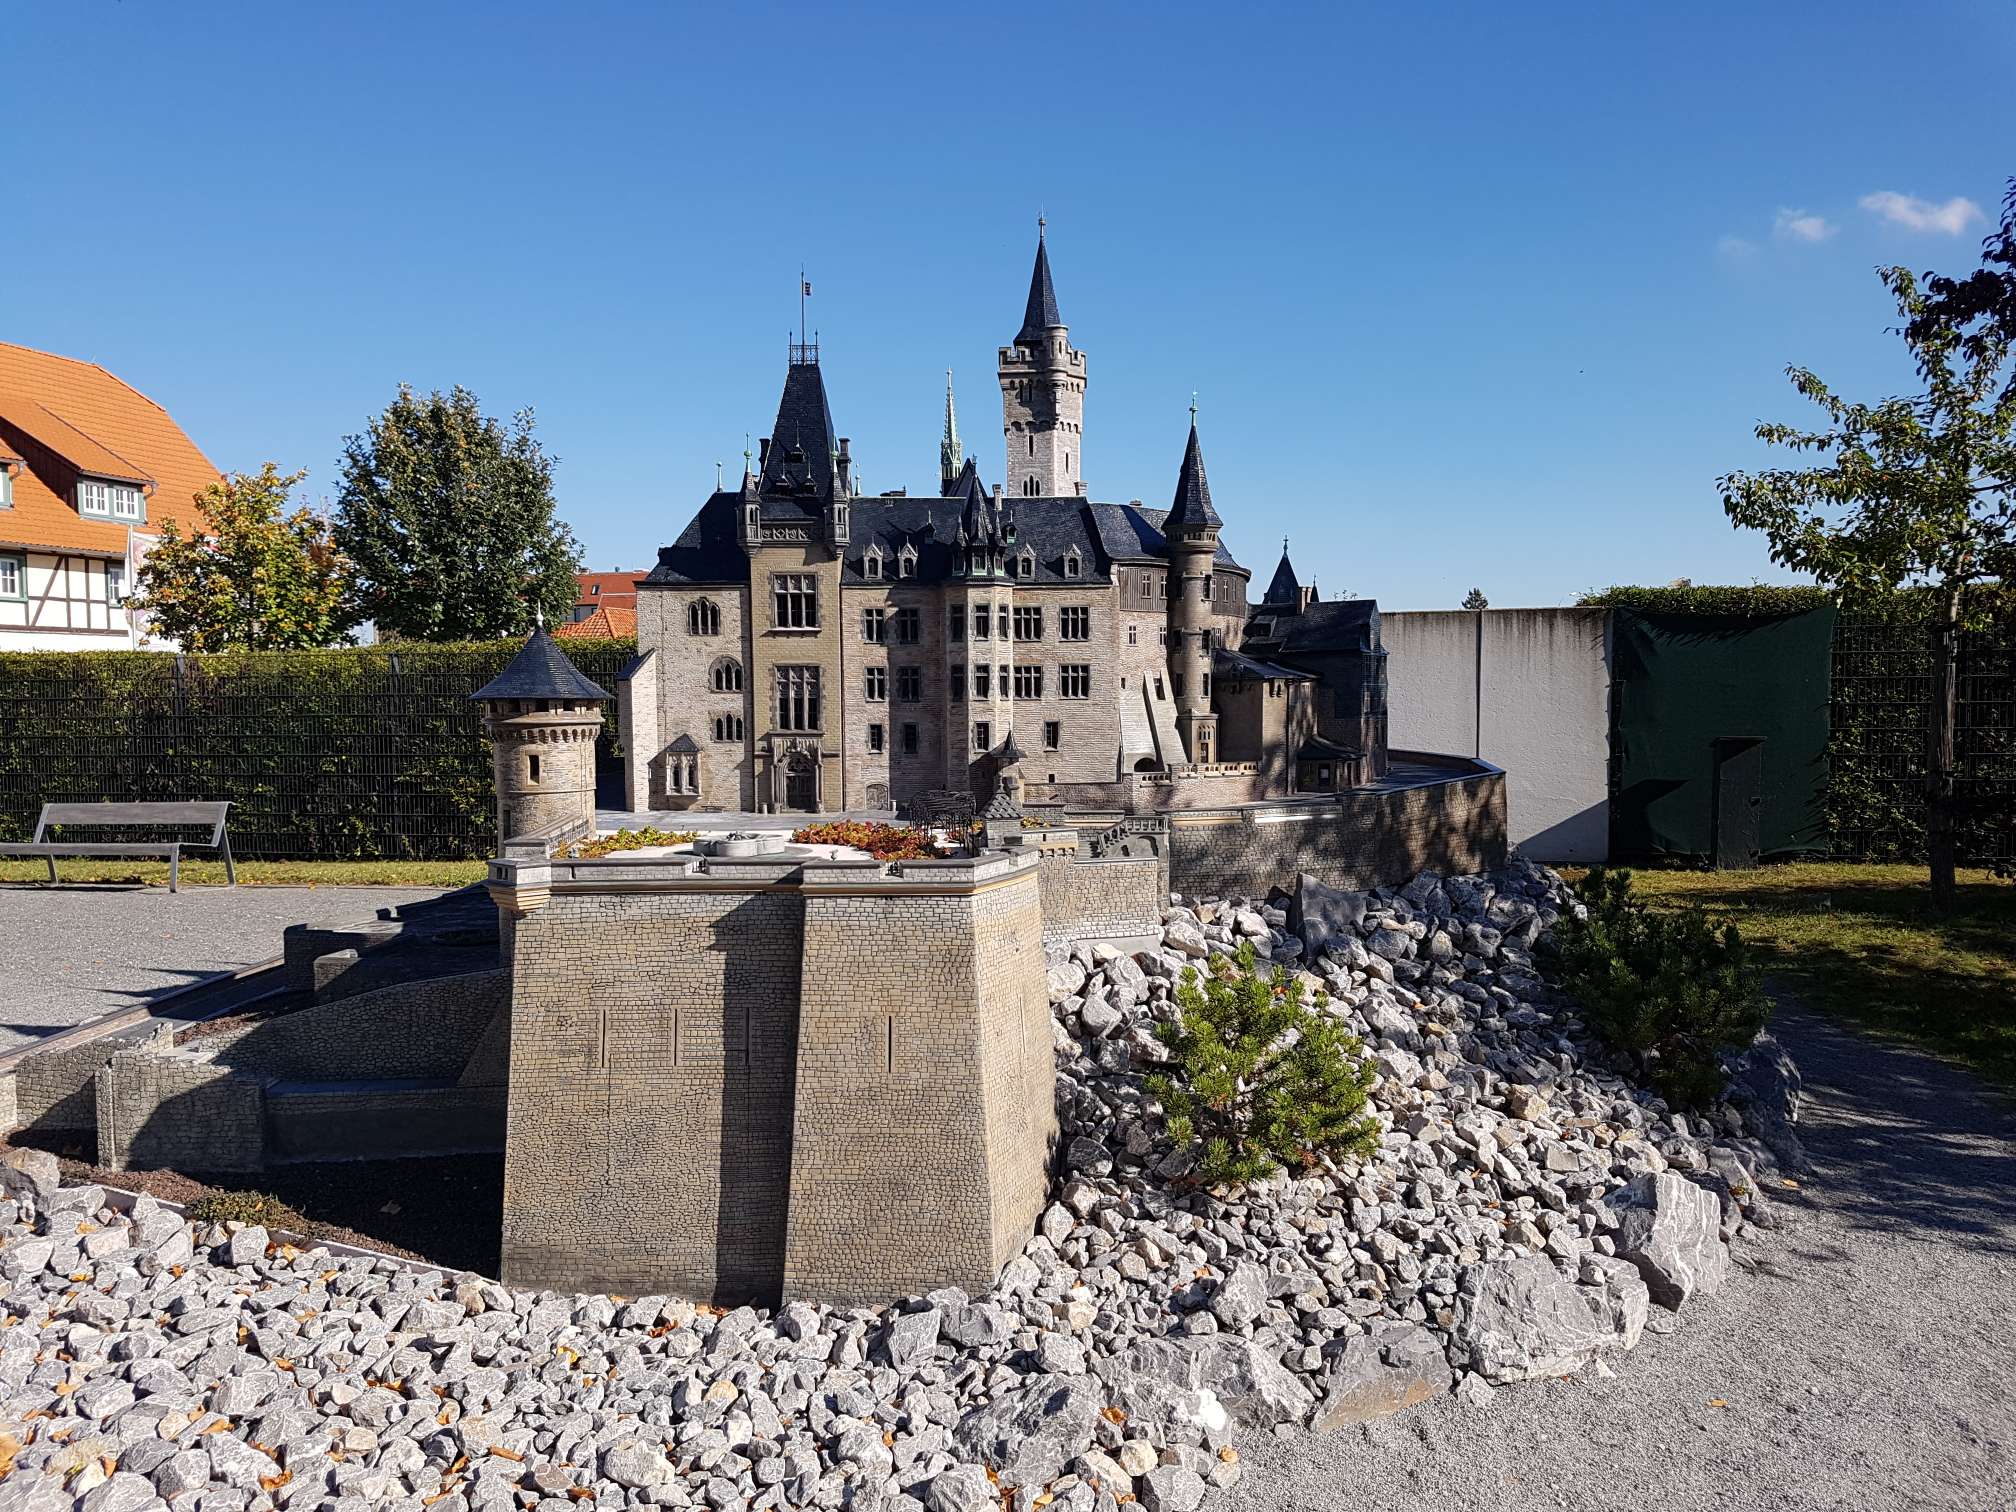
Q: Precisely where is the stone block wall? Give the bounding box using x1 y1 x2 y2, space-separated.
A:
11 1021 174 1133
97 1051 264 1172
493 849 1054 1309
1167 759 1508 898
1037 852 1164 949
198 970 506 1083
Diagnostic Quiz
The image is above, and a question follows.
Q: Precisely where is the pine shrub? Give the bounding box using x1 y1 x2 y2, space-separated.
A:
1546 866 1769 1110
1146 943 1379 1188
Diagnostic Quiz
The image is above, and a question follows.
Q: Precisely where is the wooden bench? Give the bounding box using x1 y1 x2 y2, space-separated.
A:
0 802 237 892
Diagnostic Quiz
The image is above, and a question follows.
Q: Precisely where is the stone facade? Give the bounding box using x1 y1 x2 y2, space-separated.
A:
491 848 1056 1309
623 229 1387 818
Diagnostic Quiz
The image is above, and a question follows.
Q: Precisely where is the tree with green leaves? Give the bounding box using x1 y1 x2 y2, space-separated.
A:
131 464 358 651
334 385 582 641
1462 587 1489 610
1718 258 2014 910
1146 943 1378 1189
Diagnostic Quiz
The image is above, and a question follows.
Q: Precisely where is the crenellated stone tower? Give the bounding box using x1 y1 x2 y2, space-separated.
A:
998 221 1085 498
472 629 612 844
1164 416 1223 764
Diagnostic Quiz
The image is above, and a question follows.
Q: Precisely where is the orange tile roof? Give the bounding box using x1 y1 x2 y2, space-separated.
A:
0 341 220 558
555 604 638 639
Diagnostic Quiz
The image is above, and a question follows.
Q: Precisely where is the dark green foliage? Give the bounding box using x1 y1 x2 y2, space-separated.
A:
0 639 632 858
1146 943 1379 1188
1577 584 1835 615
1546 866 1769 1110
335 386 582 641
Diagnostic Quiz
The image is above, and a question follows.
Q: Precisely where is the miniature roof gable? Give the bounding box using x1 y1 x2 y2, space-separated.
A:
470 629 613 702
1017 233 1063 342
1164 423 1222 531
1264 546 1300 603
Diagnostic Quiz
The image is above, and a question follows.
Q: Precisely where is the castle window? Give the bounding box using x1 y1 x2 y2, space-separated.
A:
688 598 721 636
950 665 965 702
898 546 917 579
863 550 883 580
896 665 922 702
528 754 541 785
1153 675 1165 700
971 605 991 640
973 720 990 751
775 665 821 730
1201 574 1213 601
868 722 885 753
1027 436 1034 456
1016 549 1036 578
1202 673 1211 698
862 606 886 643
1023 477 1038 496
1127 624 1137 646
1013 606 1043 642
947 606 964 642
710 658 743 693
1060 664 1092 700
772 574 818 629
1013 665 1044 700
901 722 919 754
892 607 920 644
1063 549 1082 579
713 714 744 741
1043 721 1061 751
1059 607 1089 641
973 665 991 698
865 666 887 702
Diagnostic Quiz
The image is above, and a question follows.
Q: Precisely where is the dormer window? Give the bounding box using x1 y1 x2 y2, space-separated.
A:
1062 547 1082 579
1015 548 1036 579
898 544 917 578
863 548 884 581
78 479 144 522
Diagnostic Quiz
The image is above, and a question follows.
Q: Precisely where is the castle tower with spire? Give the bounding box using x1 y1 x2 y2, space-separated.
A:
998 220 1086 498
940 370 963 493
1164 413 1223 765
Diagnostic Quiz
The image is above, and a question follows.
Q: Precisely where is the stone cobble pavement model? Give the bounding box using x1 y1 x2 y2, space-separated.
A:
0 860 1844 1511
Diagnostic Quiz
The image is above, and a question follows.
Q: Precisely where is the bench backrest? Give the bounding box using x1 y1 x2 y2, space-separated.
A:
34 801 232 845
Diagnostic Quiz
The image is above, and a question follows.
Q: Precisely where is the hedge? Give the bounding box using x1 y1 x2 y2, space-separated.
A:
0 639 634 860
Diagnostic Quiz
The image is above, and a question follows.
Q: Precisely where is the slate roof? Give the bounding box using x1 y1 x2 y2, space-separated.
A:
1263 548 1300 604
470 629 613 702
0 341 219 558
1243 598 1383 655
1163 424 1222 531
1017 234 1063 342
666 733 700 754
1213 646 1314 683
758 360 839 502
1298 733 1364 761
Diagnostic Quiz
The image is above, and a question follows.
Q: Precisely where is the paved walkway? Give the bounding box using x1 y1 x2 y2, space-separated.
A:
0 885 452 1057
1231 1003 2016 1511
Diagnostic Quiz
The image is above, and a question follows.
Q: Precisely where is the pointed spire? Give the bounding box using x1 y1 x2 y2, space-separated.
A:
1017 218 1063 342
758 357 839 499
1164 418 1223 532
940 368 963 491
470 628 612 704
1264 538 1301 604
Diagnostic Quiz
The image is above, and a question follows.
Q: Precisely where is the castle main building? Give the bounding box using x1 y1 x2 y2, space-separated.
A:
626 229 1387 816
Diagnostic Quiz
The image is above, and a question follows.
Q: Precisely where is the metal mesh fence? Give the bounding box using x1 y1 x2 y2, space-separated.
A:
0 641 632 860
1829 613 2015 865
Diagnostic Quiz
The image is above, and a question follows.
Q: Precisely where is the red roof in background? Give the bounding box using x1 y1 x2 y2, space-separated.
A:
0 341 220 557
555 604 637 639
575 570 647 607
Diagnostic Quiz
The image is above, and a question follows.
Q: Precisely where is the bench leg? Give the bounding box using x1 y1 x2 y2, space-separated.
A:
46 854 57 885
169 848 179 894
222 837 237 888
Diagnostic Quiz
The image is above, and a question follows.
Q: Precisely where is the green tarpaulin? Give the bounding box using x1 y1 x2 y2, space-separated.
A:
1610 607 1836 863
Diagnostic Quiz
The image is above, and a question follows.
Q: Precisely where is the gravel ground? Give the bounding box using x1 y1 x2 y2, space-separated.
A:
1231 1001 2016 1512
0 884 450 1056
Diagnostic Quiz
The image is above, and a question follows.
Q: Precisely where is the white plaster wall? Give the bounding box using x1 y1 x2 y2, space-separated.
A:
1384 608 1613 863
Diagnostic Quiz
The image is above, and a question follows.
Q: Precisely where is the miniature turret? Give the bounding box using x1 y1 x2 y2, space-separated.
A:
471 629 612 846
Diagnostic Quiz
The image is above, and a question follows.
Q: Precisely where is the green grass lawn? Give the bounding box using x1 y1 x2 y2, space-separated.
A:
0 858 487 889
1603 863 2016 1091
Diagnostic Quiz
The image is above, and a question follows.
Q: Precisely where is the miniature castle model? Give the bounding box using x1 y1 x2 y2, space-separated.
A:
622 225 1390 817
472 629 612 845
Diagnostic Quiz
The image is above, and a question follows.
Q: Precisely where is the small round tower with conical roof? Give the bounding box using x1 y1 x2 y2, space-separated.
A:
471 629 613 844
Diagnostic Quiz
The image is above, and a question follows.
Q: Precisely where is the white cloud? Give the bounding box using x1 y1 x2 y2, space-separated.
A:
1716 233 1758 261
1773 207 1836 243
1859 191 1984 235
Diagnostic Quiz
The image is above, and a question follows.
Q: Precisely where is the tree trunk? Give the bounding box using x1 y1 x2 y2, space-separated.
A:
1925 578 1963 912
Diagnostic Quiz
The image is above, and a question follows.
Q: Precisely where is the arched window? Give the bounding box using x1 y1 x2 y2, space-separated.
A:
1016 548 1035 579
898 544 917 578
713 714 744 742
688 599 720 636
710 658 743 694
863 548 883 580
1063 548 1082 579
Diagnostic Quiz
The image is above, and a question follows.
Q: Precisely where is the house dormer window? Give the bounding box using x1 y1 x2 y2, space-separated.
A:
1015 548 1035 579
1062 547 1081 579
863 548 883 580
78 479 144 522
898 544 917 578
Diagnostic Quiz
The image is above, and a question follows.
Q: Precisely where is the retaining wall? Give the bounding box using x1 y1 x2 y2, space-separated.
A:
1036 851 1164 949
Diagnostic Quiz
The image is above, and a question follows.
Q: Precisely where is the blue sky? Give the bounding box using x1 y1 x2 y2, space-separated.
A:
9 1 2012 609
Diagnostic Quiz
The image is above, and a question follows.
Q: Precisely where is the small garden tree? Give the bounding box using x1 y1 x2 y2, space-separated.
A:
334 385 582 641
1462 587 1489 610
1718 251 2015 910
1147 944 1378 1188
131 464 358 651
1546 867 1768 1110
